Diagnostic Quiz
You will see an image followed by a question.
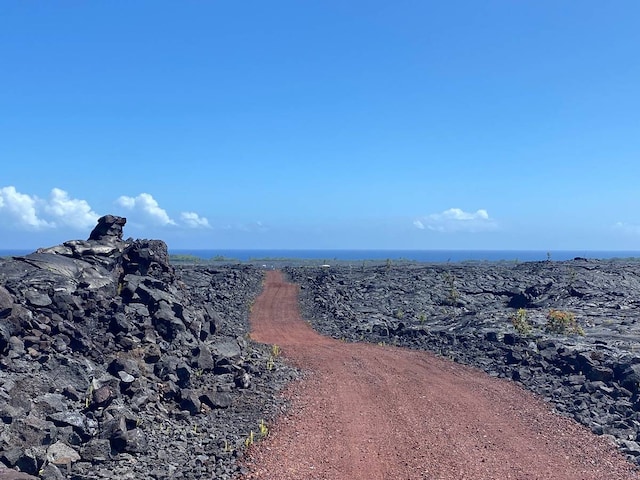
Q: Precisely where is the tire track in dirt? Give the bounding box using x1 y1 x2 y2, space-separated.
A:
242 271 639 480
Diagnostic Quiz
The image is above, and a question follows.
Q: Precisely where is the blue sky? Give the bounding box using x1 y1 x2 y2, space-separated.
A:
1 1 639 250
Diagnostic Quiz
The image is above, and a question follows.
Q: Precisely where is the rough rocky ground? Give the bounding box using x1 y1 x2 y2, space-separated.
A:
0 216 295 479
284 260 640 464
242 271 640 479
3 218 640 479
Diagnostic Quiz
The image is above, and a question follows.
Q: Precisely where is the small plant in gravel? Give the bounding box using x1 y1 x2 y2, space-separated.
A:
511 308 532 335
545 309 584 335
259 419 269 437
266 344 281 371
394 309 404 319
418 313 426 324
244 430 255 448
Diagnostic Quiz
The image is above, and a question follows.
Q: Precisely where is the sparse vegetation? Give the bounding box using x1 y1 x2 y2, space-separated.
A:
511 308 532 335
266 344 281 371
169 254 203 263
211 254 238 262
259 419 269 437
545 309 584 335
244 430 255 447
443 272 459 306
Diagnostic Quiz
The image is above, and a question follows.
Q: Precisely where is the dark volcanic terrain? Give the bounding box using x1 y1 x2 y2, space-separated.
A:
2 216 640 478
284 260 640 464
0 216 294 479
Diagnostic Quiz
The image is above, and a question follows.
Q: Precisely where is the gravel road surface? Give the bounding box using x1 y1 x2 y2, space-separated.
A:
241 271 639 480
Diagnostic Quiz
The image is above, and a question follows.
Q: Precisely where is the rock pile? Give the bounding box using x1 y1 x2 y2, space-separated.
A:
285 260 640 464
0 216 294 479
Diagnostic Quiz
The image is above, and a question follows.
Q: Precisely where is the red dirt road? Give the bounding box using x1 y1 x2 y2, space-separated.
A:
242 271 639 480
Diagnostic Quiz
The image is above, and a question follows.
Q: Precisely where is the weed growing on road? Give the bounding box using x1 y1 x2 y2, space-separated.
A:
545 309 584 335
266 344 281 371
244 430 255 448
511 308 532 335
259 419 269 437
243 421 268 450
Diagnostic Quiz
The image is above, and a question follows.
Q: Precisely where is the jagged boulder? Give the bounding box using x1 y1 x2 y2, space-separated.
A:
88 214 126 242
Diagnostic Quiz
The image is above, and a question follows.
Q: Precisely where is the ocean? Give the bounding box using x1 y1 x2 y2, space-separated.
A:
2 248 640 264
166 249 640 263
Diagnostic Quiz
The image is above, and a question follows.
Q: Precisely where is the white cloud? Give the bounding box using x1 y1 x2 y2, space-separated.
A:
438 208 489 221
414 207 496 233
180 211 211 228
44 188 100 229
116 195 135 209
116 193 176 226
0 186 101 231
0 186 51 229
0 186 218 237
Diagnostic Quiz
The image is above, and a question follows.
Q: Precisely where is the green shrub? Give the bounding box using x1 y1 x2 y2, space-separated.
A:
545 309 584 335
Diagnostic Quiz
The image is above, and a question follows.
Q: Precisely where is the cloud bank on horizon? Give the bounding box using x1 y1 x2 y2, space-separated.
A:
1 185 639 251
413 208 497 233
2 185 502 238
0 185 210 232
